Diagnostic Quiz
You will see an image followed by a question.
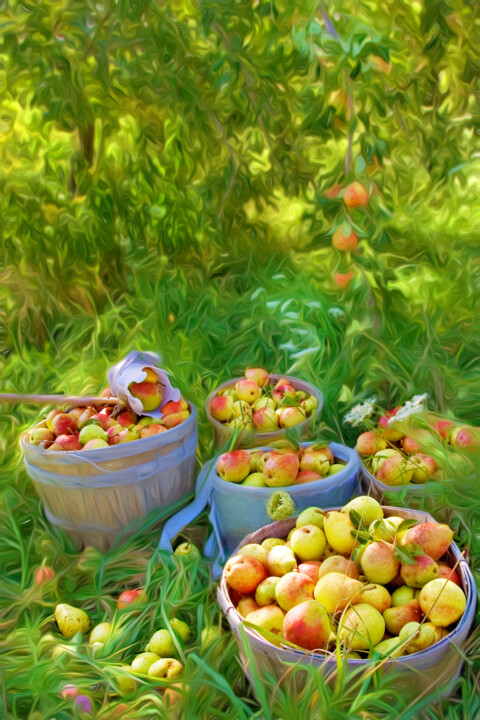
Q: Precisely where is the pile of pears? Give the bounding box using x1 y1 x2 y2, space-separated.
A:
226 496 468 659
53 599 191 696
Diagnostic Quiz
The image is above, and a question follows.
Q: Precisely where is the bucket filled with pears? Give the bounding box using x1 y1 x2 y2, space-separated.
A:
356 411 479 507
21 377 197 551
206 369 323 448
217 497 476 700
210 441 359 552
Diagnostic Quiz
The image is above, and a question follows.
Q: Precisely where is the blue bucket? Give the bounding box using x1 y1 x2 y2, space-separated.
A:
159 441 360 574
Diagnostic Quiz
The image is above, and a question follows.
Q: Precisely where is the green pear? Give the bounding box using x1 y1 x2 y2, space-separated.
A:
296 507 325 530
343 496 383 526
89 622 112 646
55 604 91 638
170 618 191 642
147 629 176 656
131 652 160 674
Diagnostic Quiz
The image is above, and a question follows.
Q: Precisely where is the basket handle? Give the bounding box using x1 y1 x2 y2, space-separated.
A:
158 458 216 552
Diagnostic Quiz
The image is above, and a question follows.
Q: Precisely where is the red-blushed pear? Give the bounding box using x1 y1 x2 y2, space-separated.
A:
429 418 453 440
116 589 146 610
100 386 112 398
255 577 280 607
77 407 98 430
356 431 387 456
237 597 260 618
400 523 453 561
283 599 331 651
161 411 189 429
115 409 137 428
235 379 260 404
323 511 357 555
51 413 77 437
449 426 479 451
343 181 369 208
52 434 82 451
95 407 117 430
209 394 235 422
419 579 466 627
253 407 279 432
338 603 385 650
377 455 413 486
107 424 124 445
332 227 358 251
68 407 87 424
279 406 306 428
263 452 299 487
128 381 163 412
300 450 330 477
275 572 315 612
161 399 188 415
225 555 267 594
383 600 422 635
317 555 359 580
360 542 400 585
140 424 166 438
298 561 322 585
312 445 334 464
294 470 322 484
29 428 55 445
371 449 402 476
272 383 296 405
245 368 269 387
437 564 462 587
314 572 363 615
245 605 285 642
360 584 392 614
408 454 436 483
266 545 297 576
82 439 109 450
236 544 267 566
377 407 403 442
35 566 55 583
334 271 355 289
46 409 62 430
401 555 439 587
402 436 422 454
290 525 326 561
217 450 251 483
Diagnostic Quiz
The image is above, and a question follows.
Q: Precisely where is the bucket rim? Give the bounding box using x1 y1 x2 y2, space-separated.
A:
205 374 323 441
218 505 477 667
20 401 196 461
211 441 359 495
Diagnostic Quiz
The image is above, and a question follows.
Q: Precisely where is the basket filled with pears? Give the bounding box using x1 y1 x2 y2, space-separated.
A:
206 369 323 448
217 496 476 700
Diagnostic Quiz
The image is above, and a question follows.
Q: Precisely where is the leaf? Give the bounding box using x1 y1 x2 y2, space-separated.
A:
351 530 371 544
393 543 425 565
397 519 418 534
349 509 365 530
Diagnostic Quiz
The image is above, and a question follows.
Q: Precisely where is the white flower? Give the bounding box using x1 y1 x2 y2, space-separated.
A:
344 396 377 427
388 393 429 424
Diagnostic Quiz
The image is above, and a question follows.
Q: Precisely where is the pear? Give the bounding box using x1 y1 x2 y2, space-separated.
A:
399 621 436 653
342 496 383 527
314 572 363 615
89 622 112 647
266 545 297 576
324 511 357 555
373 637 403 658
170 618 191 642
296 507 325 530
338 603 385 650
400 555 439 587
55 604 91 638
383 600 422 635
147 629 176 656
391 586 416 606
371 449 401 476
360 542 400 585
400 523 453 561
369 516 404 542
131 652 160 674
419 579 466 627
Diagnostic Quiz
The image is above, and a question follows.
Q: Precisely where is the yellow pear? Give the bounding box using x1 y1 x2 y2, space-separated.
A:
55 604 91 638
324 512 357 555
